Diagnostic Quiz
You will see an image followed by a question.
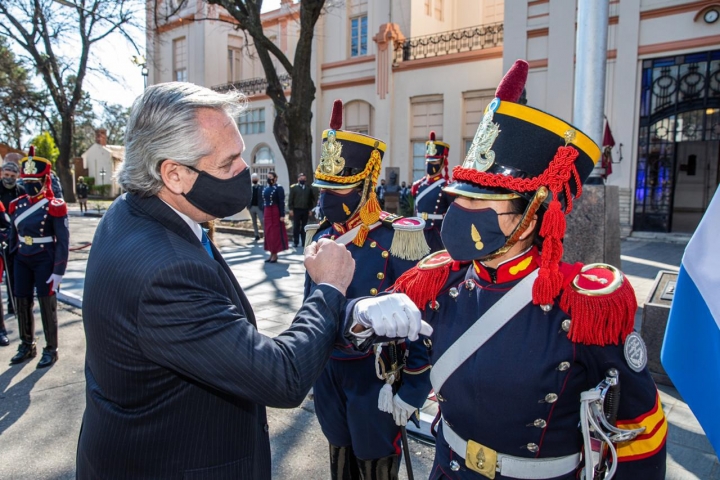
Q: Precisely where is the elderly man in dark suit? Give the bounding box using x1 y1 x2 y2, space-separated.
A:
76 82 427 480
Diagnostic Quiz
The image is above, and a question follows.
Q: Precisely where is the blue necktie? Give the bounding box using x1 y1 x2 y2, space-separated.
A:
201 229 214 259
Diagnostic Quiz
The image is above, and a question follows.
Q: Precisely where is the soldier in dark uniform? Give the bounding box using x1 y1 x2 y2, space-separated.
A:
9 146 70 368
305 100 432 480
370 61 667 479
412 132 451 252
0 201 12 346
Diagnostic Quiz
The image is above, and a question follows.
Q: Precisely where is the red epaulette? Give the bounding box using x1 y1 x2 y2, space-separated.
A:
410 178 423 197
48 198 68 217
392 250 466 310
559 263 637 346
0 201 5 213
9 195 27 215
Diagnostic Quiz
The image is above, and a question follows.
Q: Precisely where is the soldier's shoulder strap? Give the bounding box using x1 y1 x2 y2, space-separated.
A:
380 213 430 261
559 262 637 346
304 219 331 247
392 250 465 310
9 195 27 215
48 198 68 217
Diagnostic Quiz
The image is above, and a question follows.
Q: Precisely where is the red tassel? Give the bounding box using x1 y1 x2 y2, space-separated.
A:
560 279 637 345
392 265 450 311
430 131 436 141
28 145 35 157
495 60 529 102
330 100 343 130
532 198 566 305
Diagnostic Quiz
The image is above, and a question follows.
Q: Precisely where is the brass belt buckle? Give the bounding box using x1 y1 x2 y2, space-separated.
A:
420 212 428 221
465 439 498 479
24 236 33 245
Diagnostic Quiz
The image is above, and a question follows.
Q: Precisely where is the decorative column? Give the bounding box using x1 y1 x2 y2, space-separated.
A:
373 23 405 100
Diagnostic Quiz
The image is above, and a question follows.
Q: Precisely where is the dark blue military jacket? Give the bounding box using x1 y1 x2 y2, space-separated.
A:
305 217 432 408
397 247 667 480
9 193 69 275
412 175 451 252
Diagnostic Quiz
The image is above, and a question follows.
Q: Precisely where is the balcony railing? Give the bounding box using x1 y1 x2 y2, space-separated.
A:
394 22 503 64
213 72 291 96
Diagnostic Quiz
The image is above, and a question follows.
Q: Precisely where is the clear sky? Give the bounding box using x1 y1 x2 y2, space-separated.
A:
84 0 283 109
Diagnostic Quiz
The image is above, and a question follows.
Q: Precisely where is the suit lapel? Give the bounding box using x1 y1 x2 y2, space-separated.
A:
127 194 256 326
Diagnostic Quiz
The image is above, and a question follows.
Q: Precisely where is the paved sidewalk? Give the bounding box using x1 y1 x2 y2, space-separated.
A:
0 212 717 479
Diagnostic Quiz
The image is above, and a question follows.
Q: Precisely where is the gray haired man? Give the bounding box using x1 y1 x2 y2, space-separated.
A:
249 172 264 240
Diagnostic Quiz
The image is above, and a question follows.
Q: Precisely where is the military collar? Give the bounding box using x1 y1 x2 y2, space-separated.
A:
473 246 540 284
332 210 364 234
425 173 443 184
28 192 47 205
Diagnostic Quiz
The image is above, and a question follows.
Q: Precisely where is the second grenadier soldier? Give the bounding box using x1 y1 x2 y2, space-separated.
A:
412 132 451 253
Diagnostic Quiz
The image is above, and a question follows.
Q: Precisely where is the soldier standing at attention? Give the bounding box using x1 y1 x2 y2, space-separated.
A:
412 132 451 252
288 172 316 248
358 61 667 479
306 100 432 480
9 146 69 368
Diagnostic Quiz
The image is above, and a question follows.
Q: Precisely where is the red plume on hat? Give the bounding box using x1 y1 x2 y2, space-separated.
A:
330 99 343 130
28 145 35 158
495 59 528 102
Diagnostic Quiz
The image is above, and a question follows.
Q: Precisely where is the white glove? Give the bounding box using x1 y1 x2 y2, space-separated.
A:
352 293 432 341
46 274 63 293
391 394 417 427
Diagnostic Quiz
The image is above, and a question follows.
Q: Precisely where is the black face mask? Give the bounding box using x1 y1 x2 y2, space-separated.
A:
267 178 275 185
440 203 509 261
183 167 252 219
426 162 442 176
319 189 362 224
24 180 44 197
252 180 258 185
299 179 306 185
2 177 16 188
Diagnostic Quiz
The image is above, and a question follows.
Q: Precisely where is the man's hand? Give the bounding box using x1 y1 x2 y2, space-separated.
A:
391 394 416 427
46 274 63 293
352 293 432 341
305 239 354 296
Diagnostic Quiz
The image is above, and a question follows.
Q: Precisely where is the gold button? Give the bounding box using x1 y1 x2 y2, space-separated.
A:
545 393 558 403
377 272 385 280
381 251 389 258
370 241 377 248
370 288 378 295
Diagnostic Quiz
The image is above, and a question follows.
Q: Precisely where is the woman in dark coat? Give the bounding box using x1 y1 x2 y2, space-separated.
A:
262 171 288 262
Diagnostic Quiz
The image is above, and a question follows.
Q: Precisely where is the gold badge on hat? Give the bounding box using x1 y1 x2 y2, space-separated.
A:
319 130 346 175
426 141 437 157
463 105 501 172
471 224 484 250
23 158 37 176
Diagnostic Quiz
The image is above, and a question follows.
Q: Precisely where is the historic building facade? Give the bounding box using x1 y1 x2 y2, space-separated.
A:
148 0 719 235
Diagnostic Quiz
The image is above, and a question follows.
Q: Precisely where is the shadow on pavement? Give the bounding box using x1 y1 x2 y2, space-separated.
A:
0 364 50 436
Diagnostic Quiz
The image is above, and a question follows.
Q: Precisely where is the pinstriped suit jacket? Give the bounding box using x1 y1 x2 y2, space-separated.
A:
76 193 345 480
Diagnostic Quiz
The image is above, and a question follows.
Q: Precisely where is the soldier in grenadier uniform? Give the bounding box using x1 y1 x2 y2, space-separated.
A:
378 61 667 479
0 201 12 346
412 132 451 252
305 100 432 480
9 146 69 368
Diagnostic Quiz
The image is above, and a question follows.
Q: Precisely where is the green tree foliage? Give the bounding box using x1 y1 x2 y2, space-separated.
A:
30 131 60 165
100 102 130 145
0 36 45 149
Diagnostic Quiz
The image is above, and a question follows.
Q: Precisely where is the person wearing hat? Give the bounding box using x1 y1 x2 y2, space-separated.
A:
8 146 69 368
0 199 12 346
288 172 316 248
354 61 667 479
305 100 433 479
411 132 451 252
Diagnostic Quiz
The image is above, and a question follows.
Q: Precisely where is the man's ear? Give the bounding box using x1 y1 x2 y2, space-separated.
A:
159 160 187 195
519 214 538 241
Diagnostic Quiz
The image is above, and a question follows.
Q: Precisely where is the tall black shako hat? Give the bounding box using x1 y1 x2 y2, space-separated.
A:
445 59 601 307
424 131 450 180
20 145 55 197
313 99 387 247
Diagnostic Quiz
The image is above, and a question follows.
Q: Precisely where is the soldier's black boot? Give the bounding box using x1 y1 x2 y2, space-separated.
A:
356 454 400 480
10 297 36 364
329 444 361 480
36 296 58 369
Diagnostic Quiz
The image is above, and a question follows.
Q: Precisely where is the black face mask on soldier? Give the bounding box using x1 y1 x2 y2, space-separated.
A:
426 162 442 176
24 180 44 197
440 203 509 261
319 189 362 224
267 177 275 185
182 167 252 219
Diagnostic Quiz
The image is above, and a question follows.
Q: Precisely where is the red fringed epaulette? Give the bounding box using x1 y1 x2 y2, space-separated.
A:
559 263 637 346
392 250 455 310
0 200 5 213
48 198 68 217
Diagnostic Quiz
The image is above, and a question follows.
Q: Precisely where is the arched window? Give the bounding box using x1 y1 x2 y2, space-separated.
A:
344 100 374 135
251 145 275 182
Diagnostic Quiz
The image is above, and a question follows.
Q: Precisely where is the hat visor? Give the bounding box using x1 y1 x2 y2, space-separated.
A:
312 178 364 190
443 181 520 200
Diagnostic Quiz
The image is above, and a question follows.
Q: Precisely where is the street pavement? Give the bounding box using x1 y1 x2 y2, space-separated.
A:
0 210 717 479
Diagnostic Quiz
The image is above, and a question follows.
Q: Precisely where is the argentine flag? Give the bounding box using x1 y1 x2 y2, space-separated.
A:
662 189 720 458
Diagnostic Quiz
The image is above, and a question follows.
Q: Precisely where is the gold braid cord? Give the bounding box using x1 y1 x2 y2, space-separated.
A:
314 148 381 185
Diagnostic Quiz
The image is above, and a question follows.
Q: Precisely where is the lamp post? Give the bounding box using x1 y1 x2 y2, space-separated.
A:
99 167 106 185
131 55 149 89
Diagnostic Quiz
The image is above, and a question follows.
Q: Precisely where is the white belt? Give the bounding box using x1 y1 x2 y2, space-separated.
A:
19 236 53 245
441 419 581 479
419 212 445 221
